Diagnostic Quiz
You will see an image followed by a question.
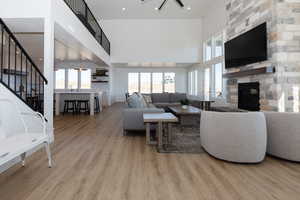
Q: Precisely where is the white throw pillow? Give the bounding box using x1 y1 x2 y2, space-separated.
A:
143 95 152 105
137 93 148 108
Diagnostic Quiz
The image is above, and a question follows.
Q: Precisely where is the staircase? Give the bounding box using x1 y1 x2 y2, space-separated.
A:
0 18 48 114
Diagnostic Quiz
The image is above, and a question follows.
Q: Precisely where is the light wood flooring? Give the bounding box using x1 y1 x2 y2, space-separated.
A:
0 103 300 200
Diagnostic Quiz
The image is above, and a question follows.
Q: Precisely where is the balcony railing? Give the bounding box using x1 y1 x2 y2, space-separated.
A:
0 18 48 114
64 0 111 55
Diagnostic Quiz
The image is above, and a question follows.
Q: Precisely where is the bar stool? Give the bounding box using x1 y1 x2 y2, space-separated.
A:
94 96 100 113
53 100 56 114
63 100 77 115
77 100 89 114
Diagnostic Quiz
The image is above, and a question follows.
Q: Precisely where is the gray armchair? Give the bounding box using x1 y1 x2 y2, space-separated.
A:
200 111 267 163
264 112 300 162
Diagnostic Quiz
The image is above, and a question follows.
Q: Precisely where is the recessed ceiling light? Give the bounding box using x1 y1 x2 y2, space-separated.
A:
187 6 191 10
122 7 126 11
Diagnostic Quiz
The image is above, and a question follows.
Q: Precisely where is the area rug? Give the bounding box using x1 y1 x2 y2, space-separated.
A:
158 125 205 154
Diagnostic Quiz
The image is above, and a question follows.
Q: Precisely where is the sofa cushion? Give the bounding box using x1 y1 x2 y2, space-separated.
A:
170 93 187 103
151 93 170 103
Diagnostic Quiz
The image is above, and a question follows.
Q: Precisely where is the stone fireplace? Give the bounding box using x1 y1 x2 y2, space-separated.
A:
225 0 300 112
238 82 260 111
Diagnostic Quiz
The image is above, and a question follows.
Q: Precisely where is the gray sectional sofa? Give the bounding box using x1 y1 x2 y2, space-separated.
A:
123 92 187 134
150 93 186 109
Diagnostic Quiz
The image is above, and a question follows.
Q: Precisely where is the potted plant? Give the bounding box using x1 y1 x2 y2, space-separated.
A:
180 99 190 109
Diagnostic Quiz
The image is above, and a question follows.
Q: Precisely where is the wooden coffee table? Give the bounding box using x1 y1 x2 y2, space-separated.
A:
168 105 201 128
143 113 178 149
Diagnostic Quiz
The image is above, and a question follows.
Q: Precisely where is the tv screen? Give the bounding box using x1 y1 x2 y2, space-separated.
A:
225 23 267 69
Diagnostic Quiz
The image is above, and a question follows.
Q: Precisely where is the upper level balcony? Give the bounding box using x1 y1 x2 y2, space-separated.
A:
64 0 110 55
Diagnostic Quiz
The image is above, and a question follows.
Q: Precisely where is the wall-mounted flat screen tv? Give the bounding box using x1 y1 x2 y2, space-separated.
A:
225 22 267 69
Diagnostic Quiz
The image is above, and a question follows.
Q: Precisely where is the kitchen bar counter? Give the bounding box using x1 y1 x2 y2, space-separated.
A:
55 91 104 116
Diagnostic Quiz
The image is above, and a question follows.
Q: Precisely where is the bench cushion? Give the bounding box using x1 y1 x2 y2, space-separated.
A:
0 133 47 165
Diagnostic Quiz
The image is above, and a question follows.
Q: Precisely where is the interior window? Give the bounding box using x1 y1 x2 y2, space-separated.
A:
214 63 223 97
152 73 163 93
215 34 223 58
68 69 78 89
55 69 65 89
204 68 210 97
194 70 198 96
164 72 175 93
80 69 91 89
140 73 151 94
128 73 139 94
189 71 193 95
205 39 212 61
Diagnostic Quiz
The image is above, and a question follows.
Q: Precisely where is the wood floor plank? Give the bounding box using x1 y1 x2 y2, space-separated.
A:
0 103 300 200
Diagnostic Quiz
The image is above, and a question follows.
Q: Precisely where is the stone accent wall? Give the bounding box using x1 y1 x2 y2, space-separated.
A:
225 0 300 112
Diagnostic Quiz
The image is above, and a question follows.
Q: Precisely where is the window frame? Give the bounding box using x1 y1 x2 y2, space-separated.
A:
214 33 224 58
188 70 198 96
164 72 176 93
204 67 211 97
127 72 176 94
140 72 152 94
128 72 140 94
54 68 92 90
203 39 213 62
152 72 164 93
67 69 79 90
214 63 223 97
55 69 66 90
202 31 225 98
203 32 225 63
80 69 92 89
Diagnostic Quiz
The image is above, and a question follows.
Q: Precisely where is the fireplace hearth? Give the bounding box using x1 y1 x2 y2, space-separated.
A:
238 82 260 111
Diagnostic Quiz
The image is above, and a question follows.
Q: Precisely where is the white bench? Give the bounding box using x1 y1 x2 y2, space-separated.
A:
0 99 52 169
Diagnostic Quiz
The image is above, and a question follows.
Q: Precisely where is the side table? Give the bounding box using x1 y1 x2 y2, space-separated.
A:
143 113 178 149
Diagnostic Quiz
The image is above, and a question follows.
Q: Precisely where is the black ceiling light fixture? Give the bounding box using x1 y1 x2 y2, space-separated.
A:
141 0 185 10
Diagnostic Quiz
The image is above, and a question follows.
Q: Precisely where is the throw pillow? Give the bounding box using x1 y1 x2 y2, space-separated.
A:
143 95 152 105
127 93 140 108
136 93 148 108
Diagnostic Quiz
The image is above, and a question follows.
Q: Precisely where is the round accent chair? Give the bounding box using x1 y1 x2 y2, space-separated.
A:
200 111 267 163
264 112 300 162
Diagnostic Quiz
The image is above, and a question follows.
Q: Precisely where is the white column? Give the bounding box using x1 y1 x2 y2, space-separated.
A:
55 93 60 116
90 93 95 116
108 65 113 106
44 0 55 142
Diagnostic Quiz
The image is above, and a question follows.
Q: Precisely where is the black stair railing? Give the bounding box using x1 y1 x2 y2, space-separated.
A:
64 0 111 55
0 18 48 114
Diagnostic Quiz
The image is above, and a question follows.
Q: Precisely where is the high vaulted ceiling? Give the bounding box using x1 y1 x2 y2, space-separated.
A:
86 0 216 20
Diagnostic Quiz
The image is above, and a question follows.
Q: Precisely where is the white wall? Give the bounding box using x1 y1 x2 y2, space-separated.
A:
101 19 202 63
202 1 227 41
112 67 187 102
0 0 46 18
187 1 227 99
